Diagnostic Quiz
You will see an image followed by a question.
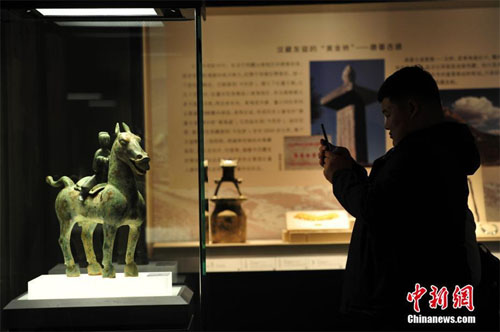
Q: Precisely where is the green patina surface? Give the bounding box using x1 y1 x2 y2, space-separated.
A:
46 123 150 278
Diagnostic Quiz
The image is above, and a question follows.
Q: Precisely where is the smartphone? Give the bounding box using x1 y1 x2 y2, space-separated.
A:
321 123 332 151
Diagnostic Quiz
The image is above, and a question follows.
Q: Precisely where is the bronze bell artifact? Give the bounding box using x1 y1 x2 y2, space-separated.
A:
210 159 246 243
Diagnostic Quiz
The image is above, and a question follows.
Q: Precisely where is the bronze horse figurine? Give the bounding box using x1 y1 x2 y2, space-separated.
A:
46 123 150 278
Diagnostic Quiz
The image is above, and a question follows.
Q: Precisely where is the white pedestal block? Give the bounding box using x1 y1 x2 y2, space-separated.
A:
27 272 172 300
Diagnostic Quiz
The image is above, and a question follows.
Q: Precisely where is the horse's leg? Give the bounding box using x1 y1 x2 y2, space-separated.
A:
102 223 118 278
81 222 102 275
124 225 140 277
58 218 80 277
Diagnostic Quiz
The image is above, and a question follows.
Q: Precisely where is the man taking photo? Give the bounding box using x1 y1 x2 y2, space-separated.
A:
319 66 481 330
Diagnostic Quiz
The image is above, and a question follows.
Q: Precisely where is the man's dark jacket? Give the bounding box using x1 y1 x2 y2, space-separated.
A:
332 121 480 321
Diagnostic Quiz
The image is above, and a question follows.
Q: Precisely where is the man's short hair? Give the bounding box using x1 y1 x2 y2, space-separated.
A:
377 66 442 108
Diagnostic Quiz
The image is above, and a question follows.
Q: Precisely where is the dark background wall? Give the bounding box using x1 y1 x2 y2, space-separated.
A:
0 9 145 330
204 270 345 331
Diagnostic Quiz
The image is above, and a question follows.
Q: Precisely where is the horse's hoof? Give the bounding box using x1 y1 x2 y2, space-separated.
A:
87 262 102 275
102 265 116 278
66 264 80 277
124 262 138 277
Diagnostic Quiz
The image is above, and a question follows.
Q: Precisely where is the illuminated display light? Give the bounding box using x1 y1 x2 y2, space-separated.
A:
36 8 158 17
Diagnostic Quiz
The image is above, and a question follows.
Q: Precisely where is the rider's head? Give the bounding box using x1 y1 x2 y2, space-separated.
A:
98 131 111 148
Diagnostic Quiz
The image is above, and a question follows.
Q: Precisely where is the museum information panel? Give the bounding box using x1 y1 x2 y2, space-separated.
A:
144 3 500 245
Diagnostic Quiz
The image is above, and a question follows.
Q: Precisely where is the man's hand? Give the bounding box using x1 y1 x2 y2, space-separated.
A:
318 140 354 184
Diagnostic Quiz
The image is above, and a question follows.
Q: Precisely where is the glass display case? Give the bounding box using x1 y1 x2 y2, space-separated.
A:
145 0 500 274
1 2 205 331
2 1 499 331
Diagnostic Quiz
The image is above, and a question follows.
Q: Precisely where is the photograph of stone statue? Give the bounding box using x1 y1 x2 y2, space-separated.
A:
310 59 385 165
46 122 150 278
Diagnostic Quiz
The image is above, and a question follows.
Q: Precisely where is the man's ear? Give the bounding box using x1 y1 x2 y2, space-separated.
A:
407 98 419 118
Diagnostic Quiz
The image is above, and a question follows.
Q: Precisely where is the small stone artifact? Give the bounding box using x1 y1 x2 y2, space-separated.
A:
46 123 150 278
210 159 246 243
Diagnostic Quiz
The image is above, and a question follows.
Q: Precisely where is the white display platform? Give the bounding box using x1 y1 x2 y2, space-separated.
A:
286 210 350 230
27 272 172 300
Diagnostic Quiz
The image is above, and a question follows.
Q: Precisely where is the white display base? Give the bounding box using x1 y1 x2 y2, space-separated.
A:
286 210 350 230
27 272 172 300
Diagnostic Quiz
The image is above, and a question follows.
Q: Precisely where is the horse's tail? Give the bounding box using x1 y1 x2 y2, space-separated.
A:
46 176 74 188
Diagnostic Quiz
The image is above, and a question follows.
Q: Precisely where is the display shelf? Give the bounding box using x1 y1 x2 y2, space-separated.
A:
4 286 194 331
478 235 500 242
153 238 350 248
152 223 500 249
6 286 189 309
151 224 500 273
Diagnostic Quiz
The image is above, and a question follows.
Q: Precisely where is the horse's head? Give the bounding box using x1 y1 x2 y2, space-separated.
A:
114 122 150 176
